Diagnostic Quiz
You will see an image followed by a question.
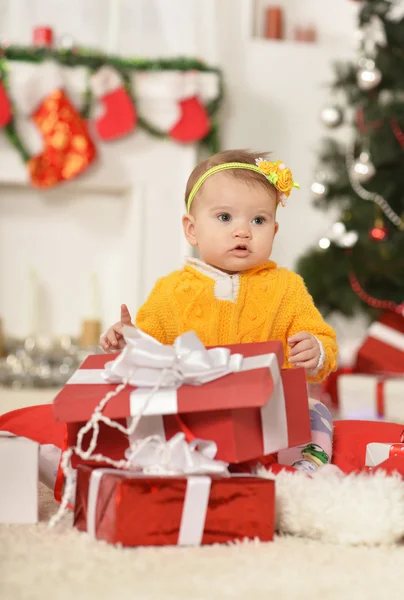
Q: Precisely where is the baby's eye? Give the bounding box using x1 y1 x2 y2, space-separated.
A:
218 213 231 222
253 216 266 225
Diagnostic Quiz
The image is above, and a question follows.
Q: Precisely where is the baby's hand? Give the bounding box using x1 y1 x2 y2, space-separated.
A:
287 331 320 371
100 304 133 353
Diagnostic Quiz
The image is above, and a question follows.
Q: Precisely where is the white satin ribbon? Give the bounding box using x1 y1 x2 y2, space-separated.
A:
102 327 244 387
124 432 228 475
254 353 288 454
178 476 211 546
86 433 227 544
368 322 404 352
365 442 398 468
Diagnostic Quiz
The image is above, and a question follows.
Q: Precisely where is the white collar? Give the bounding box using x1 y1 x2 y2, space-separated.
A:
185 257 238 281
185 257 240 301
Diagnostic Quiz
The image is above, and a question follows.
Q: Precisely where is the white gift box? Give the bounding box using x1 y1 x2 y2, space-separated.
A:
0 432 38 523
365 442 404 467
38 443 77 506
338 374 404 421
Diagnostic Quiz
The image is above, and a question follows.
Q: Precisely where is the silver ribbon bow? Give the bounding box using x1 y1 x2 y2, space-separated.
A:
125 432 229 475
103 326 243 387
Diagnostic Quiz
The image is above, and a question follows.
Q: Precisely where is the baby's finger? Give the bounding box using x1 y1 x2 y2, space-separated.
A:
289 339 312 356
100 337 111 352
116 337 126 349
302 358 319 370
106 329 120 347
121 304 133 326
289 349 316 364
288 331 310 345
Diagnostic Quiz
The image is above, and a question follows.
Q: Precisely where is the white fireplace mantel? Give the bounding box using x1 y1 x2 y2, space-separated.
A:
0 120 197 339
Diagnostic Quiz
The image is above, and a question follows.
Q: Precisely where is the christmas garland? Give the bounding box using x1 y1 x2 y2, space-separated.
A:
0 44 224 166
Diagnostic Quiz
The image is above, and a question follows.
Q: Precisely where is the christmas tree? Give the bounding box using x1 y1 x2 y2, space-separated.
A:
297 0 404 319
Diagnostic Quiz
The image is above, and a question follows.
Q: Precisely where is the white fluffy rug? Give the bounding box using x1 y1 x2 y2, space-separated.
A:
1 483 404 600
271 466 404 545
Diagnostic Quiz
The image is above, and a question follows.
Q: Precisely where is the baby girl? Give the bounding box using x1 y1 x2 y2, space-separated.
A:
101 149 338 471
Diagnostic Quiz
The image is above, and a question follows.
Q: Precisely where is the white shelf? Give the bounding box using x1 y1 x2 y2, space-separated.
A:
249 38 321 52
251 0 360 46
247 36 355 65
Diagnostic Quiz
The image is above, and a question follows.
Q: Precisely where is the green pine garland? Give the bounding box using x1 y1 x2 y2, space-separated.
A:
0 44 224 163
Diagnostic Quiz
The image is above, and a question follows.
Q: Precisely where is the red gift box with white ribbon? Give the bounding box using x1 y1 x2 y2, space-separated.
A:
53 328 311 466
72 433 275 546
74 465 275 547
365 440 404 467
338 373 404 421
355 311 404 374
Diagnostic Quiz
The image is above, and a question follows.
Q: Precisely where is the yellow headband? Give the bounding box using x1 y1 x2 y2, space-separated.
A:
187 159 300 213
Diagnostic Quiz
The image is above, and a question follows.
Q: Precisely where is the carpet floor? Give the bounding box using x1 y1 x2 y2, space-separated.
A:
1 484 404 600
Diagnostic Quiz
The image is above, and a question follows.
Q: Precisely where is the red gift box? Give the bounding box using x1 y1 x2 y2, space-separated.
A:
53 340 311 466
355 311 404 375
366 441 404 467
373 455 404 477
74 465 275 546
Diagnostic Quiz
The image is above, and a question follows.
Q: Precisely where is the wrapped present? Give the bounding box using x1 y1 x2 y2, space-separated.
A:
355 311 404 375
372 455 404 477
53 329 311 466
0 432 38 523
366 440 404 467
39 443 77 506
338 373 404 421
73 434 275 546
320 367 353 407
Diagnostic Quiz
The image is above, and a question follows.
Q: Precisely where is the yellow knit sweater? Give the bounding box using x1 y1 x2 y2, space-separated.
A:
136 259 338 382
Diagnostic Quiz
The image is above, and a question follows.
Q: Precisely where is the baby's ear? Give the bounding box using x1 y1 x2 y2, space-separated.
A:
274 221 279 235
182 214 198 246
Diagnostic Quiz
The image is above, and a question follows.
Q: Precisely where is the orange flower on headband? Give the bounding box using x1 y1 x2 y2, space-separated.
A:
256 158 299 205
276 167 295 197
256 160 277 175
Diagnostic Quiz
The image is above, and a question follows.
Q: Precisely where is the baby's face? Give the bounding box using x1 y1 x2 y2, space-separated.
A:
183 173 279 273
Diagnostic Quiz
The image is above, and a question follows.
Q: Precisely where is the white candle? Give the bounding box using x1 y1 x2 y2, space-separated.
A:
106 0 122 54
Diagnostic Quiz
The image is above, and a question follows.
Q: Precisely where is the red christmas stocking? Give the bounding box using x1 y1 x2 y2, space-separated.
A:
28 89 97 188
16 62 97 188
90 66 136 141
0 79 12 127
170 96 211 143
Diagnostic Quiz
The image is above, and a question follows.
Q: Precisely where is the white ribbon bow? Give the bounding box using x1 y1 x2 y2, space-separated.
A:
125 432 229 475
103 327 243 387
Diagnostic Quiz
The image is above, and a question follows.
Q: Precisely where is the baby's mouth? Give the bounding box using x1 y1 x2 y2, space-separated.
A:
230 244 250 255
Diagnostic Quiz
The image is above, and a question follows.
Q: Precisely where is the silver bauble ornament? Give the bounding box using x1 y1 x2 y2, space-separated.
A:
318 237 331 250
59 34 75 51
351 152 376 183
340 231 359 248
320 105 344 128
357 59 382 91
311 181 328 200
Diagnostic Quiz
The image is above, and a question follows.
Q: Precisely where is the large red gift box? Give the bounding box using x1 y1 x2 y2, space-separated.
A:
53 340 311 465
74 465 275 546
355 311 404 374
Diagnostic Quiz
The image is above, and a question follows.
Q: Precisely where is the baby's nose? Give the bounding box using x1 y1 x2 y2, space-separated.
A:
233 227 251 238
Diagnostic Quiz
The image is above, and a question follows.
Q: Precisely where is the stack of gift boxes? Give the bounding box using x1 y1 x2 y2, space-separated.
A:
328 311 404 421
3 327 404 545
2 333 312 546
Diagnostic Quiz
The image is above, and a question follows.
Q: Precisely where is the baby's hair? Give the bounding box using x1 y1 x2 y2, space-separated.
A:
184 149 277 209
